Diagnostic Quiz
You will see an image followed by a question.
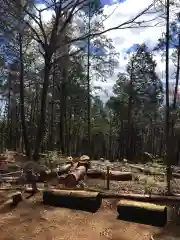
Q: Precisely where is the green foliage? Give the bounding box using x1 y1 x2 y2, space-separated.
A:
43 151 61 169
107 43 164 124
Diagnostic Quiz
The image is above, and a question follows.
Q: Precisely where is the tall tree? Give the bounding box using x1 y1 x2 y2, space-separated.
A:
108 43 163 160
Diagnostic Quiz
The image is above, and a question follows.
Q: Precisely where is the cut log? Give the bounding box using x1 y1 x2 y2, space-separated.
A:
87 169 105 178
70 162 79 171
87 169 132 181
100 192 180 203
0 155 7 161
108 171 132 181
58 164 72 175
117 200 167 227
77 161 90 172
43 189 101 212
64 166 86 187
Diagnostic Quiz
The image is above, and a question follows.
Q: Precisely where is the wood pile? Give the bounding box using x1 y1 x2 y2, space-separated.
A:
58 155 90 187
0 152 134 187
63 166 86 187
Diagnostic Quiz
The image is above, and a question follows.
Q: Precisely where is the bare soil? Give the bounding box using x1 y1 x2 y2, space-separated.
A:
0 191 180 240
0 191 163 240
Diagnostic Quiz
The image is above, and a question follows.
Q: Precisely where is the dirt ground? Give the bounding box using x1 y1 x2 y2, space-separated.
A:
0 191 179 240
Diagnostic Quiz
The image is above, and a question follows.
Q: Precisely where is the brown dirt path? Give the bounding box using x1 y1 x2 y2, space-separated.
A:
0 193 162 240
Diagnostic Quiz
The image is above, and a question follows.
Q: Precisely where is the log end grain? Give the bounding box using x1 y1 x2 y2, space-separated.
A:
117 200 167 227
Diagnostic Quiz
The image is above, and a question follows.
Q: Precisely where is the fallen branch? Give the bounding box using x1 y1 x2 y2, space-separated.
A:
99 192 180 203
1 186 180 204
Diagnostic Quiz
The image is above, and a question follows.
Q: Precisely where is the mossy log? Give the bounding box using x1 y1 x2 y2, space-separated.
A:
117 200 167 227
43 189 102 212
64 166 86 187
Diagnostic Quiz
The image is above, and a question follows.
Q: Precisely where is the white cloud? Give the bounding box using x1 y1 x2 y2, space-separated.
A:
94 0 179 101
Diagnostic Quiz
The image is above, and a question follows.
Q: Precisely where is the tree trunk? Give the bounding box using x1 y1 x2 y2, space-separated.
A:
33 56 52 160
173 33 180 164
126 62 133 160
165 0 171 194
19 33 31 159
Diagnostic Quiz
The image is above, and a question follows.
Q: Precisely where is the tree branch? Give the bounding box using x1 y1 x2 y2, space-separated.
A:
69 3 155 44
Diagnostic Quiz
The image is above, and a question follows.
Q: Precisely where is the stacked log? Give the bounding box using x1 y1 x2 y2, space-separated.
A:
64 166 86 187
43 189 102 212
57 163 72 175
78 155 90 171
117 200 167 227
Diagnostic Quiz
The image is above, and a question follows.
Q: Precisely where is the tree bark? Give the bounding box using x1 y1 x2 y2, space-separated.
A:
33 55 52 160
19 33 31 159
